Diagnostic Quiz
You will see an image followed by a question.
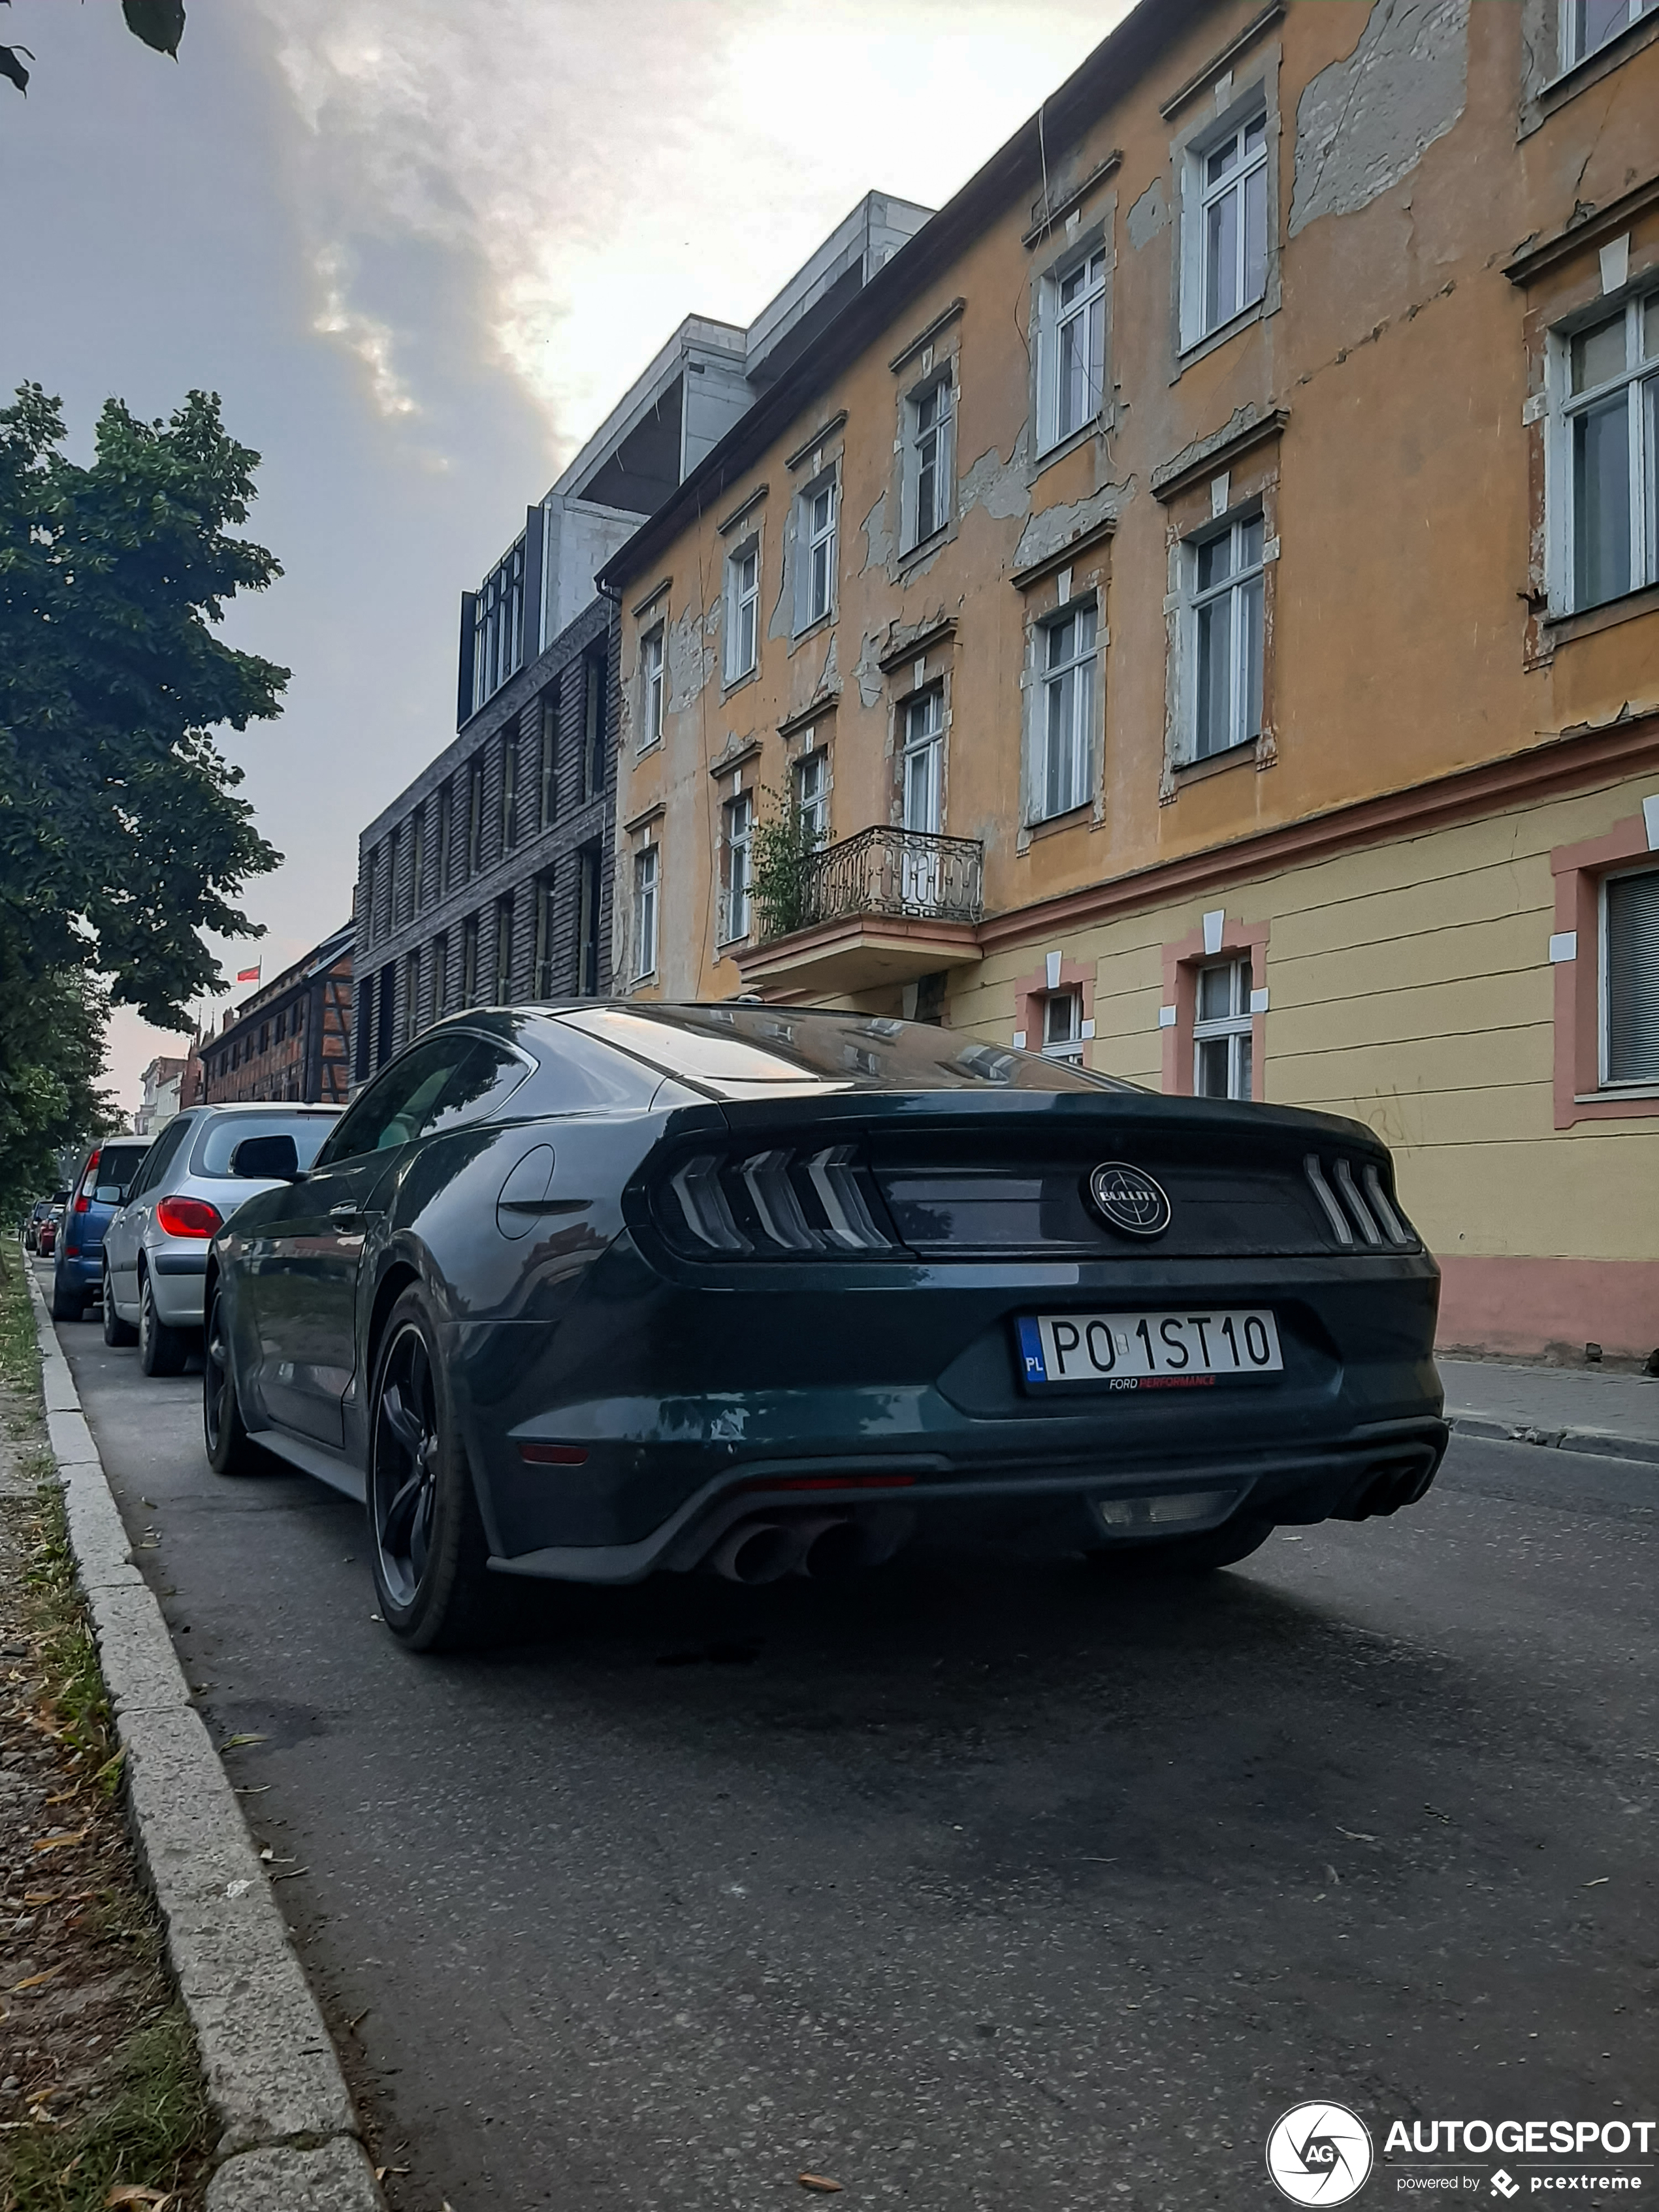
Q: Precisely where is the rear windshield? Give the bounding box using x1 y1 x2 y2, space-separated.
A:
557 1006 1139 1097
94 1144 150 1190
191 1113 338 1178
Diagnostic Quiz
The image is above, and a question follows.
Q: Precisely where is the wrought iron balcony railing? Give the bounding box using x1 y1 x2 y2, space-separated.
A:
756 825 984 944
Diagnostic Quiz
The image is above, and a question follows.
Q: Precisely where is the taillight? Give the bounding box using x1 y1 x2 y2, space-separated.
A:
155 1194 223 1239
660 1144 895 1257
73 1194 90 1213
1303 1154 1415 1249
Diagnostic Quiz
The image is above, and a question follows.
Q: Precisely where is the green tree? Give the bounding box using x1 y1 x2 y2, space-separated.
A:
0 382 286 1197
2 1 185 97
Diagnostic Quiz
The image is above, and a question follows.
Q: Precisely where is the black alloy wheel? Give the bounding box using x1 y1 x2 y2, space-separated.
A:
102 1262 137 1347
203 1283 263 1477
137 1271 187 1377
1086 1513 1275 1579
366 1289 498 1651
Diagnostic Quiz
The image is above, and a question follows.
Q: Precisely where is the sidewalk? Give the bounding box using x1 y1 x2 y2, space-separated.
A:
1440 1356 1659 1468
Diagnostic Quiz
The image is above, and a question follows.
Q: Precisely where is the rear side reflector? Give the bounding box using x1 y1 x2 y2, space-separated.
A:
155 1195 223 1239
518 1442 588 1466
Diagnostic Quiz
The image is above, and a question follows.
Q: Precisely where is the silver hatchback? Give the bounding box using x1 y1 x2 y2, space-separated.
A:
103 1103 340 1375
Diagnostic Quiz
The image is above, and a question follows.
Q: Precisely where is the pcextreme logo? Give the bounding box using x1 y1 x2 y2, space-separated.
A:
1267 2103 1376 2204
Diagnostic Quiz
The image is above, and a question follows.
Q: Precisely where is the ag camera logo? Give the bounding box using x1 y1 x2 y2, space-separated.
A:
1266 2102 1375 2205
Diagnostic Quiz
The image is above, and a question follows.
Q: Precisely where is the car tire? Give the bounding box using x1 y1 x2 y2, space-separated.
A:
366 1289 501 1653
203 1281 265 1477
50 1272 86 1324
102 1264 138 1347
1086 1513 1274 1579
137 1272 188 1377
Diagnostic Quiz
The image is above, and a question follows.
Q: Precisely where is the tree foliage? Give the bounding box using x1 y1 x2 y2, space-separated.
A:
0 382 286 1191
1 0 184 97
750 784 826 943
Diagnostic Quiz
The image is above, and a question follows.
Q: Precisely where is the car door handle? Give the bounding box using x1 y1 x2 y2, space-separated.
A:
329 1203 364 1226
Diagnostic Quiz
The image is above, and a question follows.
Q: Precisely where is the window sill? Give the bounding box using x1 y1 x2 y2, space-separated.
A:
1172 737 1260 785
1544 578 1659 647
896 522 952 572
1031 415 1106 480
1533 8 1659 118
1025 801 1093 841
791 611 835 648
1173 298 1265 379
634 737 663 760
722 665 760 702
1576 1085 1659 1103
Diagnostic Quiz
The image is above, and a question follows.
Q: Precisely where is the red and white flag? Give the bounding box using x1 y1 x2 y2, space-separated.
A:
236 963 261 984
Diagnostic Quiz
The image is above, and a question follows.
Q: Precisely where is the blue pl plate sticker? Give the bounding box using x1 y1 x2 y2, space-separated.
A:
1017 1317 1048 1384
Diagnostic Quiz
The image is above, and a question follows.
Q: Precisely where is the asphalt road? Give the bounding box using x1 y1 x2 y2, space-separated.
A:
41 1268 1658 2211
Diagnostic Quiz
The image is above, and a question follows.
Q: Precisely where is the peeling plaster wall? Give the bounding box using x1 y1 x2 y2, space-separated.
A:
1011 485 1121 575
1288 0 1470 238
1127 176 1167 251
958 430 1032 523
666 597 717 714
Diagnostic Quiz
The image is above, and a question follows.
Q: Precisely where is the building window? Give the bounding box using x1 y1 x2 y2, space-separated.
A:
797 475 837 630
1035 603 1097 820
902 687 944 836
362 846 379 945
501 730 519 852
465 756 484 877
410 805 425 914
404 950 421 1043
1040 992 1084 1063
493 893 514 1002
461 914 479 1007
577 846 602 995
472 536 525 713
1189 512 1265 760
1602 865 1659 1084
532 875 556 998
1197 112 1268 339
584 649 607 800
538 687 558 829
726 541 760 682
1564 0 1657 64
274 1010 286 1044
1194 954 1253 1099
376 963 396 1071
639 626 664 751
432 934 449 1022
387 824 402 930
634 844 660 980
795 748 829 849
722 792 754 942
436 780 453 894
905 375 955 548
1556 291 1658 613
1039 248 1106 451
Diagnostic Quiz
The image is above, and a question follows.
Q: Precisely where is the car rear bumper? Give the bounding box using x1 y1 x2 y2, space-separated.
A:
149 1245 210 1325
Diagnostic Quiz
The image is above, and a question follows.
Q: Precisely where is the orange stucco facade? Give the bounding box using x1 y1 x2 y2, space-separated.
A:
606 0 1659 1362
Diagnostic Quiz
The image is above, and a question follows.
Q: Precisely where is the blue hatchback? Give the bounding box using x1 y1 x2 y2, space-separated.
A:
52 1138 154 1322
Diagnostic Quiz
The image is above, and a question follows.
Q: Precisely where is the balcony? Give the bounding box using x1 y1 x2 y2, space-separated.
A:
735 825 984 999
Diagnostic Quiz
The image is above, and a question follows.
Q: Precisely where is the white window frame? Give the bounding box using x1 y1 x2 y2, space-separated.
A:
638 624 666 752
1193 955 1254 1100
1598 861 1659 1086
725 537 760 683
722 791 754 944
634 842 660 982
1562 0 1657 67
1033 601 1097 822
1185 511 1266 763
1040 991 1084 1063
903 372 955 550
1182 108 1269 350
899 688 945 908
796 473 838 632
1549 289 1659 615
795 748 829 849
1039 247 1107 455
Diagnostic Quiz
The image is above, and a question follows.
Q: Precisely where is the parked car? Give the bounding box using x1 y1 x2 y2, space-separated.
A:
23 1198 56 1253
103 1104 340 1374
37 1208 62 1259
51 1139 155 1322
202 1004 1448 1652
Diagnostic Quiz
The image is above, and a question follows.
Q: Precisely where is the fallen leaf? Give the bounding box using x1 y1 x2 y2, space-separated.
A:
44 1789 80 1806
31 1830 87 1852
1335 1827 1377 1842
10 1969 62 1993
1584 1876 1610 1888
22 1892 58 1907
217 1734 266 1752
798 2177 843 2194
106 2188 171 2207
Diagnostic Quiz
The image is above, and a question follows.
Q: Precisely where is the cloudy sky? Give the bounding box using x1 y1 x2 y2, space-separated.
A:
1 0 1129 1115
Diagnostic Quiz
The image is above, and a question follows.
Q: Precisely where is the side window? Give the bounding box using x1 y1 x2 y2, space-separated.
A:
132 1117 193 1196
316 1037 479 1166
422 1041 530 1138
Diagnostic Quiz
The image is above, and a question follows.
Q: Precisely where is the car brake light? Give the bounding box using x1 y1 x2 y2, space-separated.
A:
74 1194 91 1213
155 1194 223 1239
662 1144 895 1257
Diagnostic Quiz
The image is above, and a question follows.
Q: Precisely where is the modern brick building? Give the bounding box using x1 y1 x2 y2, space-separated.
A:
197 923 354 1106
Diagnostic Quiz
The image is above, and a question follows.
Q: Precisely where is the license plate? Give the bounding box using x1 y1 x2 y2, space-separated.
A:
1017 1309 1283 1388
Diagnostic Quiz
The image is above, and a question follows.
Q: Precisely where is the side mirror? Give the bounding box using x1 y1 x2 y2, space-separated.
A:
95 1184 126 1205
229 1133 300 1181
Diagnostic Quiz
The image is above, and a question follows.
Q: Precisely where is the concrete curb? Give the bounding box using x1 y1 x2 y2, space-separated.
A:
24 1270 386 2211
1447 1411 1659 1467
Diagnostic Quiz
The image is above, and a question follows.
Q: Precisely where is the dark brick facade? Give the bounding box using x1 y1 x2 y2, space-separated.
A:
198 925 354 1106
351 596 619 1085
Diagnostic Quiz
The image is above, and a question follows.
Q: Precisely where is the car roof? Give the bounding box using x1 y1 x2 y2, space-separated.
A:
194 1101 340 1115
